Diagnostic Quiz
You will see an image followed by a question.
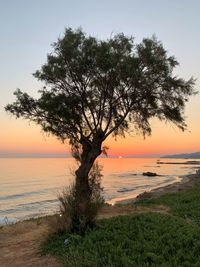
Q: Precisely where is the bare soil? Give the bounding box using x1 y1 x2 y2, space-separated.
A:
0 218 60 267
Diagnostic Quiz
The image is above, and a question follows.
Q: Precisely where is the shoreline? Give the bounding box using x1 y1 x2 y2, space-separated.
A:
116 172 200 205
109 175 181 205
0 175 182 225
1 171 199 226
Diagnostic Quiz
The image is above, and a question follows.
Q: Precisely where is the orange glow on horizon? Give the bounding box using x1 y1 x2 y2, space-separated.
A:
2 94 199 156
1 115 199 157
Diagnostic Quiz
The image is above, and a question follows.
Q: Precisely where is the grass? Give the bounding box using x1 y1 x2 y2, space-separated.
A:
41 185 200 267
135 185 200 224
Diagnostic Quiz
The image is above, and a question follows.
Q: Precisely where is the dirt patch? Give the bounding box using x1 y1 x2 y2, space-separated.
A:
0 218 60 267
98 204 170 219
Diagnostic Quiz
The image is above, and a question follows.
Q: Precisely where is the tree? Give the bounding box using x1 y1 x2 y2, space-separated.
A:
5 28 196 231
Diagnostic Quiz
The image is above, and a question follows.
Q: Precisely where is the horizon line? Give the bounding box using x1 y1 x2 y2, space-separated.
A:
0 152 163 158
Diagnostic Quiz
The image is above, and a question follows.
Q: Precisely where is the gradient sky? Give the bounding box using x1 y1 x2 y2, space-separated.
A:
0 0 200 157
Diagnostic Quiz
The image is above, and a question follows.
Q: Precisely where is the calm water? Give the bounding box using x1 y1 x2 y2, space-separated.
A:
0 157 198 223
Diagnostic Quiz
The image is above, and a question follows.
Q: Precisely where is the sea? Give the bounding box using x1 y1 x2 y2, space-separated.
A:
0 157 199 224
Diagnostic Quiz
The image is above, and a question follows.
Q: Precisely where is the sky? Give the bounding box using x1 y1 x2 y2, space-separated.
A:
0 0 200 157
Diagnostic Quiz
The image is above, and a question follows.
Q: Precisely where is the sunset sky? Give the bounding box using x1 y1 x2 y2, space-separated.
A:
0 0 200 157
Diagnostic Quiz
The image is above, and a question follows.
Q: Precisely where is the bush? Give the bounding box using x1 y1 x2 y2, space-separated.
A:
57 161 104 233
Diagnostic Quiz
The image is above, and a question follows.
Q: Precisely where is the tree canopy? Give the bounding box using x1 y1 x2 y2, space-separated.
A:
5 28 196 154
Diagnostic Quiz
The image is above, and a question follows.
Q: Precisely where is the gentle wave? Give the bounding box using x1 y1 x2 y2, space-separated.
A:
16 198 58 207
0 199 58 213
0 186 62 201
117 177 174 193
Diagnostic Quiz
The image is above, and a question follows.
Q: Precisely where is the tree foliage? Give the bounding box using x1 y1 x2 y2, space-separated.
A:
6 28 195 153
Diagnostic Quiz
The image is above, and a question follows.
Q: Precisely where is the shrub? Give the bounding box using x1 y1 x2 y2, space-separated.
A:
57 161 104 233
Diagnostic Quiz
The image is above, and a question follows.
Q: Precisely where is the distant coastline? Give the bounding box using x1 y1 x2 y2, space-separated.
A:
161 151 200 159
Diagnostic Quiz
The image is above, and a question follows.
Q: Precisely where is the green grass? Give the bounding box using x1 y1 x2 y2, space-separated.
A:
41 185 200 266
41 213 200 267
136 185 200 224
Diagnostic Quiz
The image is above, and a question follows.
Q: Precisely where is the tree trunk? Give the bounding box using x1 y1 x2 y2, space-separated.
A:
72 138 102 232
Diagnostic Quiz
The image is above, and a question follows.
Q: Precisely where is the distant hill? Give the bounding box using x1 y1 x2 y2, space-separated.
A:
161 152 200 159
